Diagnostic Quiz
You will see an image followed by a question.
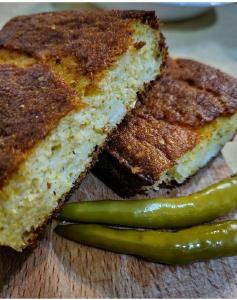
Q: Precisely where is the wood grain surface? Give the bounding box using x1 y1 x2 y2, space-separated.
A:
0 154 237 298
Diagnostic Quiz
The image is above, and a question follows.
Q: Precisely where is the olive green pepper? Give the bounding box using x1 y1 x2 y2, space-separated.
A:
58 175 237 229
55 220 237 264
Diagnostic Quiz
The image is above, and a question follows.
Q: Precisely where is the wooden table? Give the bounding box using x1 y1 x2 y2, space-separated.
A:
0 3 237 298
1 155 237 298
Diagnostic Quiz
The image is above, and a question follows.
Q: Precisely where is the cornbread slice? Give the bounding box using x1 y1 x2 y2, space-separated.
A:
0 10 166 250
94 58 237 196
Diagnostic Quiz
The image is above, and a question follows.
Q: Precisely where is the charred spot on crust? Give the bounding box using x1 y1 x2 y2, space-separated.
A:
133 41 146 50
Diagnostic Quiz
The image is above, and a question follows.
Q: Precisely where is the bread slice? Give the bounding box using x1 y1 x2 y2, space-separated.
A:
0 10 166 250
94 58 237 196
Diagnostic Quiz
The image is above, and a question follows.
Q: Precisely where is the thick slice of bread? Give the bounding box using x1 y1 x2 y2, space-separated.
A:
94 58 237 196
0 10 166 250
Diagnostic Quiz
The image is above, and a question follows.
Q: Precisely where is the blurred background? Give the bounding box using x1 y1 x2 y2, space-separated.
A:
0 2 236 77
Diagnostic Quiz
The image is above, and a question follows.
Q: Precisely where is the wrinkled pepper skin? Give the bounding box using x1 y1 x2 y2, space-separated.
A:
55 221 237 265
58 175 237 229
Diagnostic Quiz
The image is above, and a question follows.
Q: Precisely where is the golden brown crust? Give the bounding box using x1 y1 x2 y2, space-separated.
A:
94 58 237 196
167 58 237 108
0 10 162 191
0 64 78 188
0 10 165 249
139 57 237 128
106 114 197 184
0 10 159 75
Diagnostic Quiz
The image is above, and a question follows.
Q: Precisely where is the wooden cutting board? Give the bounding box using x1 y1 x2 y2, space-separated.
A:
0 154 237 298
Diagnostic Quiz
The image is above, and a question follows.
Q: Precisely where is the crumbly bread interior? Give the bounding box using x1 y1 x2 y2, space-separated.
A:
0 23 162 250
154 112 237 189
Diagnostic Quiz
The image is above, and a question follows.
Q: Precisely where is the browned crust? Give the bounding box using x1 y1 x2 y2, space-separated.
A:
138 57 237 128
0 10 165 249
158 31 168 73
93 116 198 197
104 114 197 182
165 58 237 113
0 10 160 76
93 58 237 197
26 35 168 248
0 10 163 191
26 42 169 248
0 64 79 188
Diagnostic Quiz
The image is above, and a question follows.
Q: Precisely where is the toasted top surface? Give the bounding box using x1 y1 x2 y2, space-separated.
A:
105 58 237 181
0 10 161 189
0 10 159 75
108 113 197 182
139 58 237 128
0 64 76 188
